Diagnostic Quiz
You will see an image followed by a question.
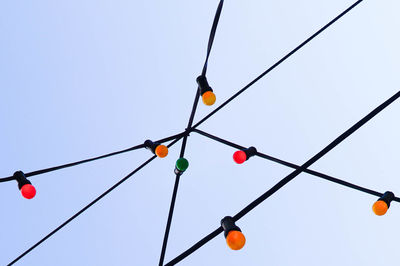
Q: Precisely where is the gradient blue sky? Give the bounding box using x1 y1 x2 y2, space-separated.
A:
1 0 400 265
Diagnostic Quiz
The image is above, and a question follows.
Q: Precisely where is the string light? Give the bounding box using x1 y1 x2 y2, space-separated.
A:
233 147 257 164
144 140 169 158
175 158 189 175
197 76 216 106
14 171 36 199
373 191 395 216
5 0 400 264
221 216 246 250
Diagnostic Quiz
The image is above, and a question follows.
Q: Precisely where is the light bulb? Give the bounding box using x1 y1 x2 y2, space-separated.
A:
176 158 189 172
155 145 168 158
226 230 246 250
21 184 36 199
372 200 388 216
233 151 247 164
202 91 216 106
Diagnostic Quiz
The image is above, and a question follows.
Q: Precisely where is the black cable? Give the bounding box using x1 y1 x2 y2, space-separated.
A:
8 135 184 266
192 128 400 203
192 0 365 131
158 172 182 266
158 91 200 266
166 89 400 265
0 176 15 183
166 2 369 263
0 132 185 183
202 0 224 76
165 227 224 266
158 2 225 264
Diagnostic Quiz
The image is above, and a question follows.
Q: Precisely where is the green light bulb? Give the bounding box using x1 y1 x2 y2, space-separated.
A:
176 158 189 172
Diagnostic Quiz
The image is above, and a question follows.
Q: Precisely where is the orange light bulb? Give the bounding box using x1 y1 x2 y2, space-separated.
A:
226 230 246 250
155 145 168 158
202 91 216 106
372 200 388 216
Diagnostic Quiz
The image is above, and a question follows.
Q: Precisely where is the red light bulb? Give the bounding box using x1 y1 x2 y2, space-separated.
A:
233 150 247 164
21 184 36 199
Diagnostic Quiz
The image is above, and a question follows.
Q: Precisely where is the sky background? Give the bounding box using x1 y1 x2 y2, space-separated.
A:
1 0 400 265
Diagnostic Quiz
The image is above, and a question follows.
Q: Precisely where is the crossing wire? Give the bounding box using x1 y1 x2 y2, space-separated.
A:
158 1 225 265
166 90 400 265
5 0 395 265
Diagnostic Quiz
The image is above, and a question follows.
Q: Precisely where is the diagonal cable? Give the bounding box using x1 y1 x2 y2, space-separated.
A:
8 135 185 266
192 128 400 202
166 89 400 265
158 91 200 266
0 132 185 183
202 0 224 76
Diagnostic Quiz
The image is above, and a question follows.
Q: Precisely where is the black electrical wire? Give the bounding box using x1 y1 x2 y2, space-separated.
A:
192 128 400 203
158 91 200 266
202 0 224 76
158 171 183 266
0 132 185 183
166 227 224 266
8 135 185 266
192 0 365 131
166 89 400 265
158 2 225 265
4 0 394 265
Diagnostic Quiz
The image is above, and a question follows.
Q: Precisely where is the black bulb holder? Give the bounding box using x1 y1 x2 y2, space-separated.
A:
144 139 161 154
196 75 213 96
378 191 395 207
221 216 241 238
243 146 257 161
13 171 31 190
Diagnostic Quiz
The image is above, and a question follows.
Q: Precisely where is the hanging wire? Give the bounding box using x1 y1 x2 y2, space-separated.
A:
5 0 397 265
166 89 400 266
159 2 225 265
8 135 185 266
192 128 400 202
158 91 200 266
0 131 185 183
202 0 224 76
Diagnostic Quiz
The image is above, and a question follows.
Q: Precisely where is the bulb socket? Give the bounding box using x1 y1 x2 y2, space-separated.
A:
196 75 213 95
243 146 257 161
221 216 241 238
144 139 160 154
378 191 395 208
13 171 31 190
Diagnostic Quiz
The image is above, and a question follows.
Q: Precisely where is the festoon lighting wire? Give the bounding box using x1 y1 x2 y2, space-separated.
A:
164 0 370 264
0 131 185 183
10 0 365 263
8 135 186 266
158 1 224 265
191 128 400 203
4 0 394 264
166 90 400 266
